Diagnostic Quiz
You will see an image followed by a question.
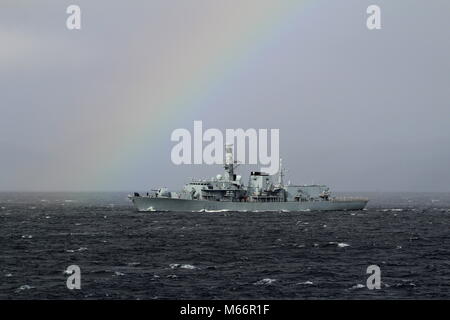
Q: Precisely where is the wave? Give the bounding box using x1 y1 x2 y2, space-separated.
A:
15 285 34 292
254 278 277 285
169 264 197 270
327 242 350 248
66 247 88 253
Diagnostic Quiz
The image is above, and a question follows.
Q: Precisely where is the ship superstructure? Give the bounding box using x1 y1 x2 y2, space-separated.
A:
129 146 368 212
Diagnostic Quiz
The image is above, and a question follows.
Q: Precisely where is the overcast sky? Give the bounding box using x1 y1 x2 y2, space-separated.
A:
1 0 449 192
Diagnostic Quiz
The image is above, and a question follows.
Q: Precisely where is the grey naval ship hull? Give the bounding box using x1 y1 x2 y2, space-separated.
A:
130 197 368 212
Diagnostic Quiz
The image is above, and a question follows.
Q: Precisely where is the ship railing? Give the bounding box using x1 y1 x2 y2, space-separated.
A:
332 197 369 202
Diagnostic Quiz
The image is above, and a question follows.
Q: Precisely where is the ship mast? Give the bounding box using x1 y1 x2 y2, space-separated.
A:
224 144 236 181
277 158 284 187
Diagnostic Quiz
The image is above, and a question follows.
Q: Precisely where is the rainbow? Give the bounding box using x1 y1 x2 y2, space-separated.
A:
52 1 315 190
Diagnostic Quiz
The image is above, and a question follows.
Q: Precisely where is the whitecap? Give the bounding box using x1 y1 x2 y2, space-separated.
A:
5 273 13 277
114 271 125 276
21 235 33 239
66 247 87 253
170 263 196 270
254 278 277 285
297 281 313 285
327 241 350 248
351 284 365 289
337 243 350 248
16 285 34 292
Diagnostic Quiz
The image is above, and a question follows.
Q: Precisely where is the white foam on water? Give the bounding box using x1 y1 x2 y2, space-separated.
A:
327 242 350 248
351 284 365 289
66 247 88 253
205 209 230 213
297 281 313 285
21 235 33 239
254 278 277 285
337 243 350 248
170 263 197 270
16 285 34 292
114 271 125 276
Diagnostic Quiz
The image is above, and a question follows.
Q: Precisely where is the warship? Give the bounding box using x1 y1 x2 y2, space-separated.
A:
129 146 368 212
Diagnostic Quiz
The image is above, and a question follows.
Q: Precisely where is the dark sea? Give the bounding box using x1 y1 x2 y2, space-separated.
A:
1 192 449 300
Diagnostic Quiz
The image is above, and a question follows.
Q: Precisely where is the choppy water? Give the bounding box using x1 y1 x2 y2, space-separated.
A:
1 192 449 299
